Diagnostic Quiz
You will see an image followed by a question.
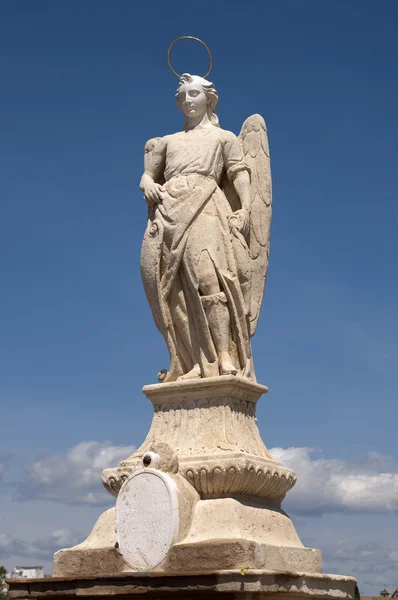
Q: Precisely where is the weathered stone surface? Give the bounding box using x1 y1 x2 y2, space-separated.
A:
116 470 179 570
53 478 320 576
165 497 321 573
8 570 357 600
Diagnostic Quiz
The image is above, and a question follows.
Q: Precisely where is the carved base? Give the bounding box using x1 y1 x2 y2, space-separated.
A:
52 377 343 582
53 496 322 577
165 496 322 574
102 376 296 502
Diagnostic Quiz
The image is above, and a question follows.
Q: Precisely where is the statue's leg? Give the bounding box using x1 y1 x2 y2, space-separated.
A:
169 276 201 379
197 251 237 376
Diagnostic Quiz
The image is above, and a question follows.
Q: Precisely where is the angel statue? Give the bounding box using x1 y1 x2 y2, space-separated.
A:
140 72 271 382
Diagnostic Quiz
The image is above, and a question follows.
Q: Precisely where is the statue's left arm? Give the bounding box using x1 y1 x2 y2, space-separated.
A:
223 132 251 235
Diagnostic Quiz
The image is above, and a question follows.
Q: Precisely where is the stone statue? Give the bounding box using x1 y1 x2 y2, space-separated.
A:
140 73 272 382
46 47 355 600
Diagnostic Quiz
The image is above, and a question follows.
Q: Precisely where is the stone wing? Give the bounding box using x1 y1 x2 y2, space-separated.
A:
240 115 272 336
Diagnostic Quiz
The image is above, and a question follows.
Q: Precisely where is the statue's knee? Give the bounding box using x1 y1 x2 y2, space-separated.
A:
197 252 219 295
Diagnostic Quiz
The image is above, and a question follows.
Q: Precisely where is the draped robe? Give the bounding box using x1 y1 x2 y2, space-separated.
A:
141 125 254 381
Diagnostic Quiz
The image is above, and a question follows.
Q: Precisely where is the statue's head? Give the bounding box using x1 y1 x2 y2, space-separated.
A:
176 73 219 129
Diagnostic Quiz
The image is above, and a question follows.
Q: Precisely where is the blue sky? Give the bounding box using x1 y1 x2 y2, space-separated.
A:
1 0 398 594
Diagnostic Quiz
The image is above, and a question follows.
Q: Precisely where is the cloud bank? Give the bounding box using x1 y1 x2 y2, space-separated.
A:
271 446 398 515
11 441 398 514
14 441 135 505
0 529 82 562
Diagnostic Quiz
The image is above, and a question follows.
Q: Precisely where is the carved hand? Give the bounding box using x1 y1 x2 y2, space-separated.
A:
229 208 250 237
144 182 165 206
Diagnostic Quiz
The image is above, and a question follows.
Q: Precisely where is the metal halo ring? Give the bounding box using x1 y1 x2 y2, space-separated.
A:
167 36 213 79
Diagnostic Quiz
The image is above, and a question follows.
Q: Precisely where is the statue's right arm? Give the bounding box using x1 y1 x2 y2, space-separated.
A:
140 137 167 205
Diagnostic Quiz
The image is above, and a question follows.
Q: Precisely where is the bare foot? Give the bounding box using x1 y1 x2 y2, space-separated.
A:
220 354 238 376
178 364 201 380
221 364 238 376
178 365 201 381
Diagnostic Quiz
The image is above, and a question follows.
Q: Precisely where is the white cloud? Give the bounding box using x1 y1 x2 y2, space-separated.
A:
271 447 398 515
14 441 135 505
0 529 81 562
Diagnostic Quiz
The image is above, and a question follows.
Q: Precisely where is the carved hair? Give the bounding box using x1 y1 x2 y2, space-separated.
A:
176 73 220 130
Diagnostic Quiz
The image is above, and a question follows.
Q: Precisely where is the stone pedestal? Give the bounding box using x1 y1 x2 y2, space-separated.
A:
53 377 319 578
45 376 355 600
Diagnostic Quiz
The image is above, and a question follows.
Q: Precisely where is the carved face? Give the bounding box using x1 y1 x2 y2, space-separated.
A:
177 81 208 120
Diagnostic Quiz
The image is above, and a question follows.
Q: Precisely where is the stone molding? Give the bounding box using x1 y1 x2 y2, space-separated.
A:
182 455 295 499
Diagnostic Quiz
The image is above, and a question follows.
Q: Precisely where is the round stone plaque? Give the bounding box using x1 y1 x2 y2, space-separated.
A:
115 469 179 570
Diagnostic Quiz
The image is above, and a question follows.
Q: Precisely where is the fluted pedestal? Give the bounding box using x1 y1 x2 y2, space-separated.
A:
102 376 296 500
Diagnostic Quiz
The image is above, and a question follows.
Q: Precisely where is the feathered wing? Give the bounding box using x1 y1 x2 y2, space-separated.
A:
240 114 272 336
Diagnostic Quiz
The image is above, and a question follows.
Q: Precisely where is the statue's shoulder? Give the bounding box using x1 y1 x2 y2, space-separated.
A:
151 132 185 149
163 131 184 142
217 127 239 143
145 133 176 150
